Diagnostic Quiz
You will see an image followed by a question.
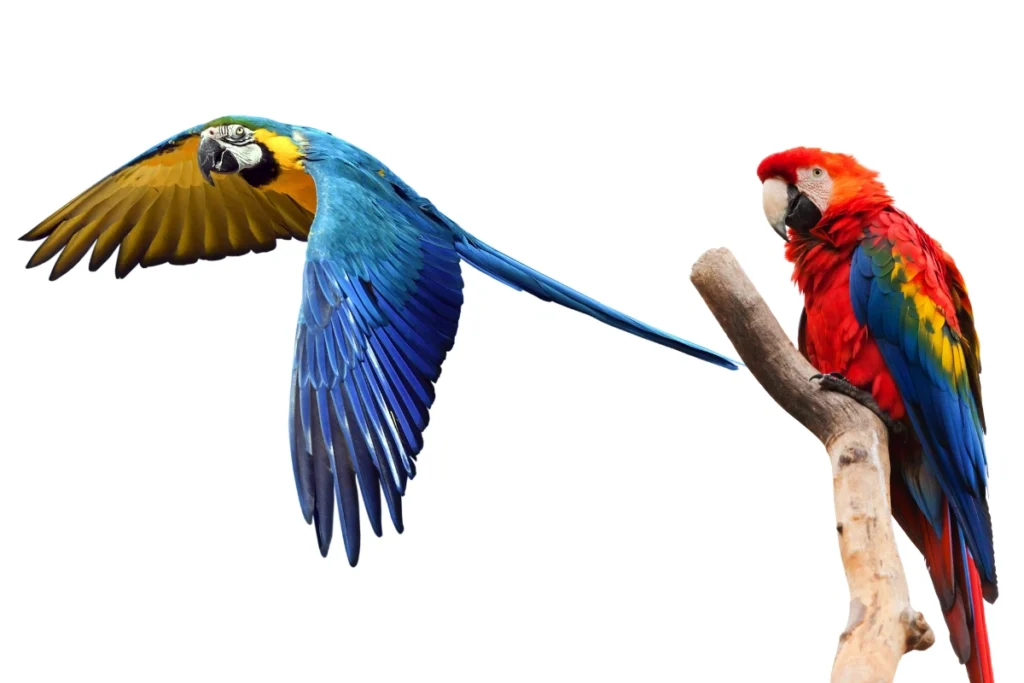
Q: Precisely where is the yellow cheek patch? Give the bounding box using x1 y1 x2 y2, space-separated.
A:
254 129 305 171
251 129 317 215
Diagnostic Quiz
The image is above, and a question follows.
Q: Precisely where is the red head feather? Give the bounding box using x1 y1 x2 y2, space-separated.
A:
758 147 893 246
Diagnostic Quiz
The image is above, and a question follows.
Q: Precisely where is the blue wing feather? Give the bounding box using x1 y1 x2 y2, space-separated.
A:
290 160 464 563
289 128 738 564
850 243 994 585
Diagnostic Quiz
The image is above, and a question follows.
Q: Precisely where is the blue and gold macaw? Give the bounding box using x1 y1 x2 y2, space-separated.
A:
22 116 738 566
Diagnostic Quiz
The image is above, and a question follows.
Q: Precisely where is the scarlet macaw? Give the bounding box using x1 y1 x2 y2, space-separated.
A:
20 116 738 566
759 148 995 682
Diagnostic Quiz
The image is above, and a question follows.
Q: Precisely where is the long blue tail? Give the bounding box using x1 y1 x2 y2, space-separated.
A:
453 230 739 370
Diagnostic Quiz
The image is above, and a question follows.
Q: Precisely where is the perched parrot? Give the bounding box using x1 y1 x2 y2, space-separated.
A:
21 116 738 566
758 148 995 682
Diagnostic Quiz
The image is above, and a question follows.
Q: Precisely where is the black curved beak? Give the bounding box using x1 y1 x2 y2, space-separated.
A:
763 178 822 242
198 136 238 186
785 185 822 236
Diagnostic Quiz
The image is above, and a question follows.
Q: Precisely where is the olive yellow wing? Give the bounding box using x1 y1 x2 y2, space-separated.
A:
21 129 315 280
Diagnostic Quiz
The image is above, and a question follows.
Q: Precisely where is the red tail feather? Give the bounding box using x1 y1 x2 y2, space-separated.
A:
966 556 994 683
924 508 971 661
914 501 994 682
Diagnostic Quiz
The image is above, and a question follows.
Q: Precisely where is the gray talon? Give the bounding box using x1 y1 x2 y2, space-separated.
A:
811 372 904 434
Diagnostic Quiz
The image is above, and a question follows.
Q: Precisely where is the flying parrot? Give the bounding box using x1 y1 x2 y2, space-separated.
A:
21 116 738 567
758 148 995 682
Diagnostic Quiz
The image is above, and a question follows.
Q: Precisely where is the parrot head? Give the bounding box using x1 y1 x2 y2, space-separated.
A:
757 147 892 245
197 116 305 187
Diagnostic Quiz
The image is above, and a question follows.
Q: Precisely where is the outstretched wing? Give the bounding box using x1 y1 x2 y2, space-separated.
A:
290 163 464 566
850 208 994 588
21 129 314 280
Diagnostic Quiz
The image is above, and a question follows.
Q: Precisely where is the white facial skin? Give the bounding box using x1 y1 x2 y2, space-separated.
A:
201 124 263 170
762 166 833 236
795 166 833 214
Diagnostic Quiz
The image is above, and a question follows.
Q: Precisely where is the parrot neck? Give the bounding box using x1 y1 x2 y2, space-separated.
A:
785 175 894 297
786 206 890 295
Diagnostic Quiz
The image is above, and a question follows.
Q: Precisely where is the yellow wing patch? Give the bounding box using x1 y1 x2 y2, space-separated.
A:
891 245 961 376
898 279 955 374
22 133 317 280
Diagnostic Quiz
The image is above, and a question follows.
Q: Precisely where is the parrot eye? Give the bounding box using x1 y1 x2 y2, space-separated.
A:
234 126 246 137
811 167 824 178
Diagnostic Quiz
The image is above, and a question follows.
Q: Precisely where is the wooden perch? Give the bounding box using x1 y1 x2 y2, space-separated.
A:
690 248 934 683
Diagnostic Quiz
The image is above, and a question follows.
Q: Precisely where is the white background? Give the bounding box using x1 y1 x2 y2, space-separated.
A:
1 2 1020 681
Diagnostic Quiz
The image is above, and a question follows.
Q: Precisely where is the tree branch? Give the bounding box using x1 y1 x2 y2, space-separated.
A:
690 248 934 682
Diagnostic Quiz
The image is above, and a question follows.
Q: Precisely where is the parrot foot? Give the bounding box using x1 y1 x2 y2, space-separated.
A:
810 373 904 434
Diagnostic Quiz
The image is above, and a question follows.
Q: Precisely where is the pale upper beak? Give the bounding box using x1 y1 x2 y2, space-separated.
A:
761 177 822 241
762 177 791 241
